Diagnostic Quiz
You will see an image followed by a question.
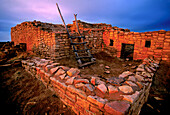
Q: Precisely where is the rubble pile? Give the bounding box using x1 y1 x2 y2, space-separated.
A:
21 56 160 115
0 41 26 64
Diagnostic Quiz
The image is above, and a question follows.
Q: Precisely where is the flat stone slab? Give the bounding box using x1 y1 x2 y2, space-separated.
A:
74 79 89 84
65 77 75 85
108 85 119 94
118 85 133 94
107 77 124 85
104 101 130 115
87 95 108 109
96 84 107 94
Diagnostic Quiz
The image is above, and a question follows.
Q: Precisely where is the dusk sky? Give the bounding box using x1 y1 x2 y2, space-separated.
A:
0 0 170 42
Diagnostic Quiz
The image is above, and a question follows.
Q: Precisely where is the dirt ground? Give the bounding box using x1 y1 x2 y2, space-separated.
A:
0 66 75 115
0 52 169 114
58 52 142 78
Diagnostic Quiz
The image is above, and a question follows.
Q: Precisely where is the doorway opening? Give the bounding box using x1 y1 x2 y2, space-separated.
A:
121 43 134 60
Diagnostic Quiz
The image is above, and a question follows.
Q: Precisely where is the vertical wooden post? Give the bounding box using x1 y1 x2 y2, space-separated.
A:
56 3 70 37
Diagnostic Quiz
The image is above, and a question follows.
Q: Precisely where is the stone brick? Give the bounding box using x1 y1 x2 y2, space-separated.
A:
54 68 65 77
85 84 95 92
122 91 140 103
67 68 80 77
125 81 138 87
136 82 144 89
51 62 60 67
67 85 87 99
96 84 107 94
66 91 76 102
50 77 67 90
127 76 137 82
59 66 70 71
119 71 133 78
118 85 133 94
104 101 130 115
75 83 85 88
136 68 145 72
59 74 66 80
135 74 144 82
87 95 107 109
65 77 75 85
45 65 54 72
76 96 90 110
108 85 118 94
90 104 103 115
74 78 89 84
74 102 85 114
50 67 59 74
91 77 96 85
107 77 124 85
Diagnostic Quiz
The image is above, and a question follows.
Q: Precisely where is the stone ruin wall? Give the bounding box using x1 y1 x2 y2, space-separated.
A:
11 20 170 62
21 55 160 115
11 20 108 60
103 29 170 62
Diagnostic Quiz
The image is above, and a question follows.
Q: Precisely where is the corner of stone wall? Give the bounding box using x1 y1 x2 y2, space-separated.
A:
21 55 160 115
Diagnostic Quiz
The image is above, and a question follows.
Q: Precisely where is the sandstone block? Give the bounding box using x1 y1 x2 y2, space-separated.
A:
45 65 54 72
74 78 89 84
118 85 133 94
91 77 96 85
59 74 66 80
87 95 107 109
54 68 65 77
122 91 140 103
67 85 87 99
67 68 80 77
85 84 95 92
104 101 130 115
108 85 118 94
127 76 137 82
135 74 145 82
75 83 85 88
119 71 133 78
50 67 59 74
65 77 75 85
96 84 107 94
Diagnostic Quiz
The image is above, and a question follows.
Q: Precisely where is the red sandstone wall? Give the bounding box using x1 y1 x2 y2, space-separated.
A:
11 20 170 62
103 29 170 62
11 22 38 51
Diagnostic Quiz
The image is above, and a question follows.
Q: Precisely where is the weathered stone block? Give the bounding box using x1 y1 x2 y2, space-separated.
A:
108 85 118 94
50 67 59 74
104 101 130 115
96 84 107 94
67 68 80 77
74 78 89 84
118 85 133 94
87 95 107 109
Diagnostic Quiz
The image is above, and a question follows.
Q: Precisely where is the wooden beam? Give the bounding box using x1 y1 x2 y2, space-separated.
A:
56 3 70 36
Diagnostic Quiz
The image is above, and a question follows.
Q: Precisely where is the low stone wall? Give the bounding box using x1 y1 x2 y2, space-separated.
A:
21 56 160 115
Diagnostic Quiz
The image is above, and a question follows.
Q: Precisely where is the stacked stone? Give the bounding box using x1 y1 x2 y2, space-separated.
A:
11 21 39 51
103 29 170 62
21 55 159 115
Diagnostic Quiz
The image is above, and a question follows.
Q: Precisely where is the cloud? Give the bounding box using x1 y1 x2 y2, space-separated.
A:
0 0 170 41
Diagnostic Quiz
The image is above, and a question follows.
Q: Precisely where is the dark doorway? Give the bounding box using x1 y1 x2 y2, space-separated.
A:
121 43 134 60
109 39 114 46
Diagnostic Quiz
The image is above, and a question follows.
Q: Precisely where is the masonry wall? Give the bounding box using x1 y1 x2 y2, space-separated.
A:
103 29 170 62
11 20 109 59
11 20 170 62
21 56 160 115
